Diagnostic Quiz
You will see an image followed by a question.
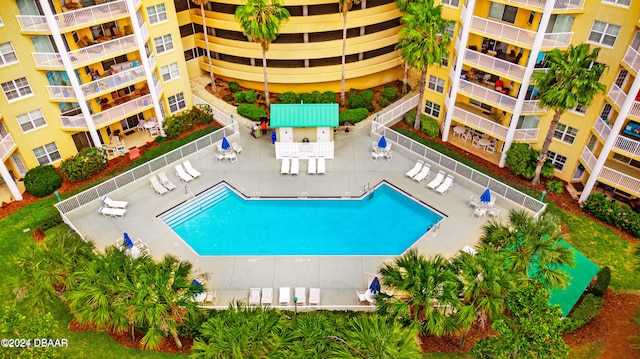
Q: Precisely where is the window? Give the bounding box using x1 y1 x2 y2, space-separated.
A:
603 0 631 6
184 47 204 61
424 100 441 118
161 62 179 81
153 34 174 54
33 142 61 165
547 151 567 171
428 75 445 93
554 123 578 144
0 42 18 66
441 0 460 6
147 4 168 24
168 92 186 113
588 21 620 46
488 2 517 24
572 104 587 115
599 103 613 123
17 109 46 132
444 23 455 38
1 77 32 101
614 69 628 87
441 55 449 68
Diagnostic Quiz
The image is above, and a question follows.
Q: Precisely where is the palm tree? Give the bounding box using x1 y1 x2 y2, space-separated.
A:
289 311 346 356
235 0 290 107
376 249 461 336
192 0 216 92
396 0 451 130
338 0 361 105
530 44 606 184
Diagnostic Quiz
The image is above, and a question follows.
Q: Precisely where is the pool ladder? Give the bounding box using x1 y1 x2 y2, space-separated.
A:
185 185 195 200
363 182 374 199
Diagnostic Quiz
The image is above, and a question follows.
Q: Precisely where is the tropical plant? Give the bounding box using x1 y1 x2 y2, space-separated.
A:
192 0 216 92
289 311 346 356
0 304 57 359
505 143 555 180
546 180 564 194
60 146 108 182
420 115 440 138
339 0 362 105
396 0 452 130
24 165 62 197
530 44 606 184
235 0 290 106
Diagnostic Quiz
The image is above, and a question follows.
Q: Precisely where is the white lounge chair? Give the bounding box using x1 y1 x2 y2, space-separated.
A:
232 142 243 154
435 174 455 195
175 164 194 183
412 164 431 183
158 172 177 191
102 195 128 209
150 175 169 195
183 160 201 178
427 170 446 190
205 291 217 305
281 156 290 175
249 288 261 306
309 288 320 305
98 207 126 218
294 287 306 306
405 160 424 178
279 287 291 305
308 157 316 174
261 288 273 305
317 156 326 174
356 290 368 304
290 157 299 175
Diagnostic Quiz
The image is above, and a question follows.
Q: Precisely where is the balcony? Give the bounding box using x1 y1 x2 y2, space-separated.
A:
613 135 640 159
581 147 640 196
15 1 128 34
32 34 137 70
622 46 640 75
45 66 146 101
60 94 153 130
458 79 517 112
521 100 546 114
452 105 538 142
0 134 17 161
462 47 526 81
504 0 585 11
592 116 612 142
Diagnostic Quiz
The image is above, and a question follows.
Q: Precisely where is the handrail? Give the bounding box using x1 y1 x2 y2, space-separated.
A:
581 147 640 195
458 79 517 112
15 1 128 33
32 35 137 69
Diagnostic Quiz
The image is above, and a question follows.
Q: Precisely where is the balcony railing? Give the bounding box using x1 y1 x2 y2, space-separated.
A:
513 127 539 141
140 22 149 42
623 46 640 74
148 53 156 70
505 0 584 10
16 1 128 33
32 35 137 69
458 79 517 111
581 147 640 195
46 66 146 101
580 147 598 171
154 79 163 98
45 86 76 101
607 83 627 110
0 134 17 160
60 94 152 129
453 106 538 142
469 14 572 49
613 134 640 158
592 116 612 141
521 100 546 113
463 48 526 80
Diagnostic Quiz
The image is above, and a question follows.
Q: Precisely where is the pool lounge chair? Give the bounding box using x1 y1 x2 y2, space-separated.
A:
317 156 326 174
290 157 299 175
405 160 424 178
158 172 177 191
281 156 290 175
150 175 168 195
435 174 455 195
309 288 321 305
295 287 306 306
356 290 368 304
308 157 316 174
175 164 194 183
102 195 128 209
98 206 126 218
183 160 201 178
261 288 273 305
204 291 217 305
412 164 431 183
249 288 261 306
427 170 446 190
279 287 291 305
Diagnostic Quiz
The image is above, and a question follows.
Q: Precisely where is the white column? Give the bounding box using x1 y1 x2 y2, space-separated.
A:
0 161 22 201
442 0 475 142
40 1 102 147
498 0 555 167
125 0 165 135
579 76 640 202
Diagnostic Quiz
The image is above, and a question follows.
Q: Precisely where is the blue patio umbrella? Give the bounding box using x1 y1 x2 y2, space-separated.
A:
192 279 204 294
221 137 230 150
377 135 387 149
480 188 491 204
369 277 381 295
124 232 134 248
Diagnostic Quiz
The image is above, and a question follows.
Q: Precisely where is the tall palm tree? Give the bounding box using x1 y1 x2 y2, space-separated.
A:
192 0 216 92
530 44 606 184
396 0 451 130
235 0 290 107
338 0 361 105
376 249 461 336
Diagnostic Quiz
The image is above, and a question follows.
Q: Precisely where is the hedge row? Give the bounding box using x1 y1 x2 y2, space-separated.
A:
583 193 640 237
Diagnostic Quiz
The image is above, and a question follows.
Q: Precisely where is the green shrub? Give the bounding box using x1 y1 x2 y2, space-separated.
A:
505 143 534 177
321 91 336 104
154 136 167 144
38 212 63 231
194 104 214 124
228 81 241 93
60 147 108 182
546 180 564 194
298 92 313 104
420 116 440 138
583 194 640 237
382 87 397 101
24 165 62 198
348 95 364 109
591 266 611 297
234 91 246 103
378 98 390 107
244 90 258 104
279 91 298 104
339 108 369 124
348 88 359 97
162 114 186 139
563 293 604 333
364 101 376 113
404 109 418 127
361 89 374 103
311 91 323 104
237 104 267 121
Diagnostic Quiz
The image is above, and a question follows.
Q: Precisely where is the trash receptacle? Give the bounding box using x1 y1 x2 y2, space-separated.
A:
255 128 261 138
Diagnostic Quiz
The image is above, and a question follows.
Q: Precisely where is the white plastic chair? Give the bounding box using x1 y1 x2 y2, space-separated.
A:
309 288 320 305
158 172 177 191
175 164 194 183
405 160 424 178
294 287 306 306
290 157 299 175
183 160 201 178
281 156 290 175
249 288 261 306
308 157 316 174
317 157 326 174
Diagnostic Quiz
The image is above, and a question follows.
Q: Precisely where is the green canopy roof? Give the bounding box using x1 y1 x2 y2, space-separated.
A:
270 104 339 128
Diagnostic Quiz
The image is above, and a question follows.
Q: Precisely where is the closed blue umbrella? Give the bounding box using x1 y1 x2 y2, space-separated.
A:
369 277 381 294
480 188 491 204
192 279 204 294
124 232 134 248
221 137 230 150
377 136 387 149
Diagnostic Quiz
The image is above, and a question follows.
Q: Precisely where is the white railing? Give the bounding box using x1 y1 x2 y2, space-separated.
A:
506 0 584 10
513 127 539 141
375 93 420 127
623 46 640 74
46 66 146 101
92 95 153 128
54 123 240 214
580 147 597 171
542 32 573 48
521 100 547 114
631 101 640 120
154 80 163 99
613 134 640 158
469 16 572 49
198 304 375 312
59 114 87 129
32 35 137 69
592 117 612 141
607 83 627 110
148 53 156 70
140 22 149 41
452 106 539 142
463 48 526 80
132 0 142 9
0 134 17 160
458 79 517 111
192 95 237 128
16 1 128 33
46 86 77 101
599 166 640 196
274 142 335 159
14 15 49 32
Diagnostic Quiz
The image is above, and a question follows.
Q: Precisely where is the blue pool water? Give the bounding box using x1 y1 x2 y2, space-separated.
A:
160 183 443 256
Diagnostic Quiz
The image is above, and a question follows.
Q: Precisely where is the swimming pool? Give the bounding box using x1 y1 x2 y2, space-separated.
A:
159 182 444 256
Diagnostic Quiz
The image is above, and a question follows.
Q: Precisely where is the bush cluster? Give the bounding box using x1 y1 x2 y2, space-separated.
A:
60 147 108 182
348 95 364 109
228 82 241 93
382 87 397 101
238 104 267 121
378 98 390 108
590 266 611 297
563 293 605 333
279 92 298 104
583 194 640 237
338 108 369 125
24 165 62 198
420 116 440 138
504 143 554 180
37 213 63 231
234 90 258 104
546 180 564 194
161 106 209 139
277 91 336 104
